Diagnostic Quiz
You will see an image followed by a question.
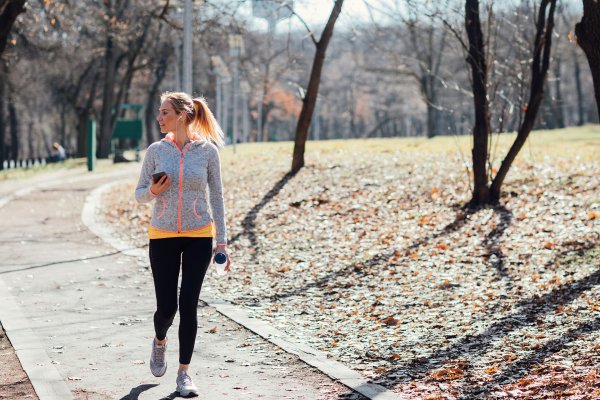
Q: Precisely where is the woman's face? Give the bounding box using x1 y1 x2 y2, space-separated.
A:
156 100 181 134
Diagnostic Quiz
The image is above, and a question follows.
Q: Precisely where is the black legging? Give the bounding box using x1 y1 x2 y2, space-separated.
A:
149 237 212 365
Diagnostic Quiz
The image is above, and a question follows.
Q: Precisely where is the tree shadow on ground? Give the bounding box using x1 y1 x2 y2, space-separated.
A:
483 205 513 283
118 384 158 399
264 203 525 305
229 171 296 264
266 207 476 301
456 315 600 400
228 170 298 260
371 244 600 388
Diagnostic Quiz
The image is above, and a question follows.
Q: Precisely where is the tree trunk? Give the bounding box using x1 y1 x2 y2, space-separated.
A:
490 0 556 201
425 89 438 138
0 0 26 59
75 69 100 157
573 49 585 126
291 0 344 174
99 34 119 158
27 120 34 160
8 98 18 161
465 0 491 205
146 44 169 145
0 78 4 170
553 58 565 128
260 63 271 142
407 17 447 139
59 102 67 148
576 0 600 119
115 18 151 114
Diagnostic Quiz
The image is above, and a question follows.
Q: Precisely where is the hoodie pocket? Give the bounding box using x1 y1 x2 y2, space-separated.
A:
156 197 166 220
193 197 203 218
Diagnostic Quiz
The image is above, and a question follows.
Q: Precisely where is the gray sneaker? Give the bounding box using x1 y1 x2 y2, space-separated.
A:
150 339 167 377
176 371 199 397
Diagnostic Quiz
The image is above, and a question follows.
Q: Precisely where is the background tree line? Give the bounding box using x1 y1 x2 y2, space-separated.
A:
0 0 596 172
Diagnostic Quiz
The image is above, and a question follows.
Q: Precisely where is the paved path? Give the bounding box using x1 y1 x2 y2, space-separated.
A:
0 166 363 400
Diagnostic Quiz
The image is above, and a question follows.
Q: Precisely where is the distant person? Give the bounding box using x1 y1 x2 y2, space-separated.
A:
134 91 230 396
49 142 66 162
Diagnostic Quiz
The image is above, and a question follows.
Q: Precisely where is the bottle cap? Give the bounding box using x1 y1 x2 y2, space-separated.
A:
214 253 227 264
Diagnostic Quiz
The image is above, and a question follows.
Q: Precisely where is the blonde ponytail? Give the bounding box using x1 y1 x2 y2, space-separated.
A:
191 97 225 147
160 91 225 146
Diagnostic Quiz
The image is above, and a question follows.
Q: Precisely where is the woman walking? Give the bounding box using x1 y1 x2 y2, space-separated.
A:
135 91 230 396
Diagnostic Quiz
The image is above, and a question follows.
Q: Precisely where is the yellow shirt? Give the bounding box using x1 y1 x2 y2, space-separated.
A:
148 221 215 239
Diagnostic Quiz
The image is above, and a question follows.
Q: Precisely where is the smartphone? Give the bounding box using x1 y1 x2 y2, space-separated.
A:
152 171 167 183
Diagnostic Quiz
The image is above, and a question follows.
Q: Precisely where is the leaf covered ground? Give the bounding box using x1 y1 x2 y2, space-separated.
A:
103 127 600 399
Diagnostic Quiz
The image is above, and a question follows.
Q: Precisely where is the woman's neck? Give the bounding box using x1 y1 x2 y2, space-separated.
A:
174 126 189 149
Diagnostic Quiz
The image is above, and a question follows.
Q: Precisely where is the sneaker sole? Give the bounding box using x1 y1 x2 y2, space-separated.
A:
151 364 167 377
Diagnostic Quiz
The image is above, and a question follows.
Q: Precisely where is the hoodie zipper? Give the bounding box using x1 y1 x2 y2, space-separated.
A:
165 140 191 233
178 143 193 233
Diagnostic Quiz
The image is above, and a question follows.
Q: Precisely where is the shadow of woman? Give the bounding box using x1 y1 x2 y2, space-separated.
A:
158 391 197 399
118 384 158 400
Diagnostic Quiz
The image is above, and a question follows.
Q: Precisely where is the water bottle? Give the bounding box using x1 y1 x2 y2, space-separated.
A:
213 252 228 276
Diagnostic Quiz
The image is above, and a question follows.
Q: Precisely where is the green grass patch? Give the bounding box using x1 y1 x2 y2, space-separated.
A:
0 151 140 181
220 125 600 163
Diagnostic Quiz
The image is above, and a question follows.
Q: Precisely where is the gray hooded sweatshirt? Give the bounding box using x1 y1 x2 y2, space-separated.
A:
135 136 227 244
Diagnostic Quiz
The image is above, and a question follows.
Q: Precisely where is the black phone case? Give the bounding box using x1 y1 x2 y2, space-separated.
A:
152 172 166 183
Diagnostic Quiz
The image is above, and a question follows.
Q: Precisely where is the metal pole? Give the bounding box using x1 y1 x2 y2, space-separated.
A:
183 0 193 94
87 119 96 172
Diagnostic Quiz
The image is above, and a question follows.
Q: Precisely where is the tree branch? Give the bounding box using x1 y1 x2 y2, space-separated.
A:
285 4 317 45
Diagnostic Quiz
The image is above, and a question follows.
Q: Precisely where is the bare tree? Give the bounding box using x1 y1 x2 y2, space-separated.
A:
405 2 449 138
0 72 5 169
361 1 451 138
0 0 25 59
489 0 557 201
465 0 557 205
98 0 127 158
465 0 492 204
145 40 171 146
291 0 344 174
576 0 600 118
0 0 25 168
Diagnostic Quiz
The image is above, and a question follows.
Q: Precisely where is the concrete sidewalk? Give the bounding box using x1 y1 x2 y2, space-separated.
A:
0 167 363 400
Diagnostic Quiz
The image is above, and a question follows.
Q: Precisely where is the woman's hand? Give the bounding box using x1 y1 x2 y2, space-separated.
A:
215 244 231 272
150 175 172 196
